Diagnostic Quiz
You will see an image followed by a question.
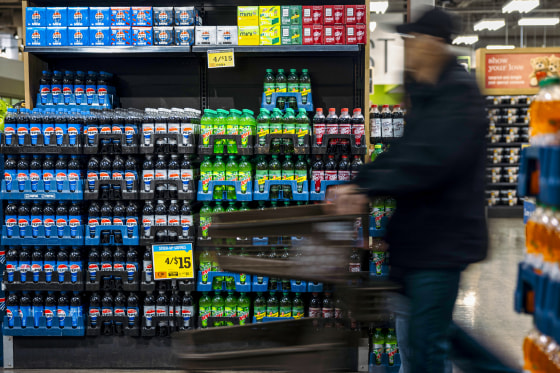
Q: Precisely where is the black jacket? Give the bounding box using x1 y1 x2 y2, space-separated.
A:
354 59 488 269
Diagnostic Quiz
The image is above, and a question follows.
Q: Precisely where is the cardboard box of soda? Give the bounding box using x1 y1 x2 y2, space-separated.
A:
302 6 323 25
324 25 345 45
281 25 301 45
132 6 152 27
260 24 280 45
111 26 131 46
175 7 200 26
259 6 280 26
111 7 131 26
90 27 111 46
153 26 174 45
196 26 217 45
302 25 323 45
90 7 111 27
26 27 46 46
154 7 174 26
68 27 89 46
68 7 89 27
175 26 195 46
346 24 366 45
324 5 345 25
26 7 46 27
217 26 238 45
281 5 301 25
46 7 67 27
238 26 259 45
46 27 68 46
237 6 258 27
345 5 367 25
132 27 153 46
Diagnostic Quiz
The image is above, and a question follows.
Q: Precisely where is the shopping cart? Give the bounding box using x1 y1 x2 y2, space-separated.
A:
173 204 400 372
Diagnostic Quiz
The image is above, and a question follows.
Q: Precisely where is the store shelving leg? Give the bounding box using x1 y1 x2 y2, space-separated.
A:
3 336 13 369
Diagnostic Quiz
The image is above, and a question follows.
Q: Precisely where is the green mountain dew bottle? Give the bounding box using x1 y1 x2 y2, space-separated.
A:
279 292 292 317
238 248 248 285
266 291 279 317
385 197 396 219
257 108 271 147
213 109 228 153
299 69 311 105
238 155 252 194
240 201 250 212
240 109 256 149
282 155 295 199
199 249 213 284
270 109 284 153
256 155 269 193
276 69 287 109
372 328 385 365
237 292 250 325
287 69 299 110
371 143 384 162
211 292 225 327
283 108 296 152
264 69 276 105
385 328 398 366
200 109 215 148
292 292 304 319
200 156 213 194
211 245 224 286
254 292 266 322
226 109 241 154
200 202 212 238
225 155 239 200
225 247 236 290
371 197 385 230
199 292 212 328
295 155 307 193
224 291 237 326
295 108 310 146
269 155 282 199
212 155 226 200
225 203 237 213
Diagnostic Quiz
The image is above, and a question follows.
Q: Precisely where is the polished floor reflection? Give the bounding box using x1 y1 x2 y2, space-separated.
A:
454 218 532 370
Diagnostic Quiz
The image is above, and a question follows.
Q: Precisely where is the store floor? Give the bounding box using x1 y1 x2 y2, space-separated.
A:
1 218 531 373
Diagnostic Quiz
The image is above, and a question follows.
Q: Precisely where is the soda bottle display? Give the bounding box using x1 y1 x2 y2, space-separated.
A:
212 155 226 200
275 69 288 109
299 69 311 105
224 291 237 326
338 108 352 136
256 156 269 193
385 328 398 366
381 105 393 138
239 109 256 149
257 108 271 147
211 292 224 327
226 109 241 154
287 69 299 110
199 292 212 329
238 156 252 194
292 293 305 319
392 105 404 138
237 292 250 325
254 292 266 322
372 328 385 365
325 154 337 181
269 155 282 199
225 156 239 200
213 109 228 153
200 109 215 148
264 69 276 105
269 109 284 153
352 108 365 145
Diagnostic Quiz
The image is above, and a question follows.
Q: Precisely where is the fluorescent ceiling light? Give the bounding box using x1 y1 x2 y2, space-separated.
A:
369 22 377 32
370 1 388 14
518 17 560 26
502 0 539 13
452 35 479 45
486 45 516 50
474 19 506 31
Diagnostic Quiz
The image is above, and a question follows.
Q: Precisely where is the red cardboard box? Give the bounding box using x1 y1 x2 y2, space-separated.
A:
302 6 323 25
355 5 367 24
324 25 335 44
345 5 357 25
356 23 366 44
334 25 345 44
346 25 357 44
324 5 335 25
312 25 323 45
333 5 345 25
303 25 314 45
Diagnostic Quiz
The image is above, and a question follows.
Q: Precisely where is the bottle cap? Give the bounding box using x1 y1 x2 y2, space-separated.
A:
353 108 361 113
394 104 400 108
329 108 336 112
382 104 389 108
341 108 348 112
316 108 323 113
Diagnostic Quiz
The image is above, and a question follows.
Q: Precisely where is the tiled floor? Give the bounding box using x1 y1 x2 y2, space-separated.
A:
2 218 531 372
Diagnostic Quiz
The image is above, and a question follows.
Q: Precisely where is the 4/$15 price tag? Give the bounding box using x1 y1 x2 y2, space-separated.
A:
207 48 235 69
152 243 194 280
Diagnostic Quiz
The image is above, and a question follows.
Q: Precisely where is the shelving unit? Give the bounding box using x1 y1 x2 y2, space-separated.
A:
9 0 372 370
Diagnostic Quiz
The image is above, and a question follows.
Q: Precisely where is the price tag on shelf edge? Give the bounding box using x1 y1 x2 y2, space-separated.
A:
152 243 194 280
207 48 235 69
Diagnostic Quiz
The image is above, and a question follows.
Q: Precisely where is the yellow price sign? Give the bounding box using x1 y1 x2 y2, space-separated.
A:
207 49 235 69
152 243 194 280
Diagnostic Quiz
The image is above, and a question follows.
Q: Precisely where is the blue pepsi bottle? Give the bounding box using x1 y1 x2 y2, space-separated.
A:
29 109 42 146
51 70 63 105
85 71 97 106
69 247 82 284
67 110 82 146
44 292 57 328
100 246 112 280
125 246 138 283
88 247 100 283
4 155 17 192
85 112 99 146
74 71 85 105
42 109 56 146
32 292 44 328
101 292 113 329
16 108 29 146
68 155 81 193
20 291 32 327
54 109 67 146
62 71 74 105
87 156 100 193
5 200 18 238
70 292 82 328
125 202 138 239
39 70 51 105
4 108 17 146
97 72 109 106
124 111 138 146
125 156 138 193
43 201 56 239
18 202 30 239
6 292 18 328
68 201 82 239
127 293 139 328
55 155 68 193
6 246 18 282
30 201 42 239
17 155 30 193
18 246 31 283
114 292 126 328
55 201 68 238
44 246 56 283
31 246 43 283
56 247 69 283
57 292 70 328
88 292 101 328
30 155 42 193
42 155 55 193
88 201 101 238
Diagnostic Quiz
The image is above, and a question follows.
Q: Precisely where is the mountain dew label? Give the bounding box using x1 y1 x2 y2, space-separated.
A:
239 273 247 284
200 262 212 283
373 343 384 365
293 305 304 319
280 306 292 317
240 126 252 147
201 124 212 146
213 170 225 182
372 252 385 276
255 305 266 321
385 342 398 365
200 306 211 328
237 306 249 325
224 306 236 317
372 206 384 229
211 305 224 317
200 216 211 238
256 170 268 192
238 171 251 193
226 124 238 135
201 171 212 193
226 170 238 182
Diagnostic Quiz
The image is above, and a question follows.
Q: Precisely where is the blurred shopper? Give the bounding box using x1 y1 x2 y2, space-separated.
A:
332 7 519 373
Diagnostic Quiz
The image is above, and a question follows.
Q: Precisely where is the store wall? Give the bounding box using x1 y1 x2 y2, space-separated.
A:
0 57 24 98
370 13 405 86
369 85 404 106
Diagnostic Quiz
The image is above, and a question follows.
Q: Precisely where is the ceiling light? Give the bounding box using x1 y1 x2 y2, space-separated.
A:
486 45 516 50
502 0 539 13
369 21 377 32
474 19 506 31
518 17 560 26
452 35 479 45
370 1 388 14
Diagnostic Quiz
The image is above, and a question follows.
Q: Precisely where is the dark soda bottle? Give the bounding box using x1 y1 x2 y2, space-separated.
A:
30 155 42 192
311 155 325 193
309 292 321 318
62 71 74 105
264 69 275 105
287 69 299 110
351 108 365 146
381 105 393 138
350 155 363 180
325 109 339 147
325 154 337 181
276 69 287 109
113 201 126 226
338 155 351 181
39 70 51 105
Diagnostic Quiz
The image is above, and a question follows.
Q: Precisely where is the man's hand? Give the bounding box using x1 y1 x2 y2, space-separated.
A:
325 184 369 215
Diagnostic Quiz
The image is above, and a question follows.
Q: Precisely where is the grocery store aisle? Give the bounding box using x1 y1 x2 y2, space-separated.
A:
454 217 532 369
